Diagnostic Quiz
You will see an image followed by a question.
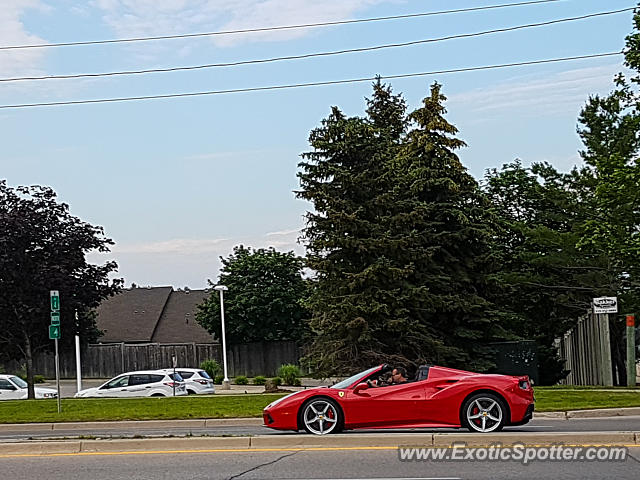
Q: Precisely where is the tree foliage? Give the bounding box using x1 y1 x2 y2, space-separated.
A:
0 182 122 397
483 161 614 384
196 246 309 344
297 81 505 376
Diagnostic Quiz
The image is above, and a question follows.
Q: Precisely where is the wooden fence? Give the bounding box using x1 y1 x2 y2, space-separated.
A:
17 341 300 379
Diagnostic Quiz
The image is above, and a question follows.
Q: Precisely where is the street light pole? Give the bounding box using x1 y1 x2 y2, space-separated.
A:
214 285 230 390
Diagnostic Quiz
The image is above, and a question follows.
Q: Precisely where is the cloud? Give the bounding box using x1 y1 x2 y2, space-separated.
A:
447 63 624 119
91 0 385 51
88 226 305 287
0 0 48 77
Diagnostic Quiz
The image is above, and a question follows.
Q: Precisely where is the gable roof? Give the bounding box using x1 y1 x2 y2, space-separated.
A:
96 287 214 343
152 289 213 343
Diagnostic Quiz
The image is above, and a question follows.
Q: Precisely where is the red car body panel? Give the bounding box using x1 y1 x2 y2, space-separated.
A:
263 365 534 432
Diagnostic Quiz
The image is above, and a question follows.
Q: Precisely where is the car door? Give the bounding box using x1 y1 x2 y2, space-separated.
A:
344 381 425 428
97 375 130 397
0 379 23 400
126 374 152 397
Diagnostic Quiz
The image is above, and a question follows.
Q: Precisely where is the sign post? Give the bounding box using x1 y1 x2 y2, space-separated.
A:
49 290 61 413
627 315 636 387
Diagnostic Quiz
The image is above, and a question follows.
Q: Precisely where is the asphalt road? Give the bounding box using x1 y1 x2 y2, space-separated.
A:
2 416 640 441
3 446 640 479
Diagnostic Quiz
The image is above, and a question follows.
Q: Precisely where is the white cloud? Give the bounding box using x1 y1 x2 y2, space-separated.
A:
0 0 48 77
91 0 385 50
448 63 624 119
88 227 306 287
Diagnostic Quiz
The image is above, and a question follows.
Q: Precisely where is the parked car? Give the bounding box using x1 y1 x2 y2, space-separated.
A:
161 368 215 395
74 370 187 398
263 364 534 435
0 374 58 400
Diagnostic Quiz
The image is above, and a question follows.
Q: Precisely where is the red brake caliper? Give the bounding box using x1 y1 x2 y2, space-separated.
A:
473 406 481 425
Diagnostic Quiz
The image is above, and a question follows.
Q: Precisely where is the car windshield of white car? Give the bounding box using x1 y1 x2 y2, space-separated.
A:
103 376 129 389
168 373 184 382
0 379 17 390
197 370 211 379
9 376 28 389
178 371 194 379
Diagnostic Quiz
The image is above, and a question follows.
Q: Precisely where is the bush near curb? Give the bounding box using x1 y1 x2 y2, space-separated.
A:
200 359 222 380
234 376 249 385
214 375 224 385
271 377 282 387
253 376 267 385
277 364 301 386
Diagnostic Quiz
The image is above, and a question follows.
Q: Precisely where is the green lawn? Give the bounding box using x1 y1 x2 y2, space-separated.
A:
0 394 285 424
0 389 639 423
534 389 640 412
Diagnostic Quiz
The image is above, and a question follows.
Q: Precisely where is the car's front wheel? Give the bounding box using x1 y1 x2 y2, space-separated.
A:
461 393 506 433
299 398 342 435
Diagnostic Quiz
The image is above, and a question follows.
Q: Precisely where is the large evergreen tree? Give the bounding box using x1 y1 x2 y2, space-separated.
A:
296 81 408 373
298 82 504 375
383 83 505 371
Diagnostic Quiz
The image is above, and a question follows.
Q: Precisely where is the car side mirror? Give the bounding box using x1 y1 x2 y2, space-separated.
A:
353 382 369 394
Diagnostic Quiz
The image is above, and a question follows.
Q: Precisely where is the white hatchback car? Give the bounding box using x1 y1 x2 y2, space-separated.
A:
162 368 215 395
0 374 58 400
75 370 187 398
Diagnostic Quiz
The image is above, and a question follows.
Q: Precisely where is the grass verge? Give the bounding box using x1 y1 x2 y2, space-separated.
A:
1 389 639 423
0 394 285 424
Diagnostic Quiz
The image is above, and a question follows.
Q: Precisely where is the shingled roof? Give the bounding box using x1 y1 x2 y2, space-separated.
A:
96 287 214 343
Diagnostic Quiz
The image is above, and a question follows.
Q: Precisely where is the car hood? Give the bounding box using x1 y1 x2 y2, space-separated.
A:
75 387 99 397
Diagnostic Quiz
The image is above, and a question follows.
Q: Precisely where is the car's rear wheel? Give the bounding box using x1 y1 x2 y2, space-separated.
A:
300 398 342 435
461 393 506 433
151 393 165 397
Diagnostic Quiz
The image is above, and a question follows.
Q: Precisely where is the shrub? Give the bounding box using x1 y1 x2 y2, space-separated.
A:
18 374 46 384
253 375 267 385
214 375 224 385
293 378 302 387
271 376 282 387
200 359 222 379
234 375 249 385
277 364 301 386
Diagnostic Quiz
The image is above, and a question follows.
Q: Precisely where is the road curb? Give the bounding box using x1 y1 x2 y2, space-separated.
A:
1 432 639 456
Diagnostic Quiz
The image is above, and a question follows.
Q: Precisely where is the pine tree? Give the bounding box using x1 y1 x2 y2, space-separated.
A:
296 81 409 374
384 83 504 370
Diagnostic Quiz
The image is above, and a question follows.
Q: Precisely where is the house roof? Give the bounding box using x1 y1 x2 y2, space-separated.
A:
96 287 214 343
152 289 213 343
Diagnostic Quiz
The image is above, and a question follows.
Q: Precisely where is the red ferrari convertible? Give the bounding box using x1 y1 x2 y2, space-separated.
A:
263 364 534 435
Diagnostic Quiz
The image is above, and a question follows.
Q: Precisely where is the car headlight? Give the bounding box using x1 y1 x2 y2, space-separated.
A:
265 392 297 409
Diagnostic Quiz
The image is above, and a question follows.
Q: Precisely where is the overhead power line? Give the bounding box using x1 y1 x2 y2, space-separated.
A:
0 52 621 110
0 0 563 51
0 7 632 84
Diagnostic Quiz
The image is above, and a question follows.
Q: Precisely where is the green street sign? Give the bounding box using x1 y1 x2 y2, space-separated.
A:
49 324 61 340
51 312 60 326
50 290 60 312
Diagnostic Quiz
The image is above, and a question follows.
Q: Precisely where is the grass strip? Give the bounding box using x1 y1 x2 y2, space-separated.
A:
0 394 285 423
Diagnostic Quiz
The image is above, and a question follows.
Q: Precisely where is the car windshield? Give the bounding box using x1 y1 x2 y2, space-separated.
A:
168 373 184 382
330 366 380 389
198 370 211 379
10 376 28 389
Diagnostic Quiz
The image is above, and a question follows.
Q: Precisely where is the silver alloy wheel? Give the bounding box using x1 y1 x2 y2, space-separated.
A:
302 399 339 435
466 397 503 432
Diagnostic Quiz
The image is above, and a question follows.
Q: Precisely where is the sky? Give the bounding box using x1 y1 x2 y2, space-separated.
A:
0 0 636 289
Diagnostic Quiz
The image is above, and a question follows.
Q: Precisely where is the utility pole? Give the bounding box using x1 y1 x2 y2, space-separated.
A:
627 314 636 387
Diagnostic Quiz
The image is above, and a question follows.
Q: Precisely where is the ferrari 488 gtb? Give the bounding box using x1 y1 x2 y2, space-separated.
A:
263 364 534 435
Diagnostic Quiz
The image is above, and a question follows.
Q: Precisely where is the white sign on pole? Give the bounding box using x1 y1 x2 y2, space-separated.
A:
593 296 618 314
